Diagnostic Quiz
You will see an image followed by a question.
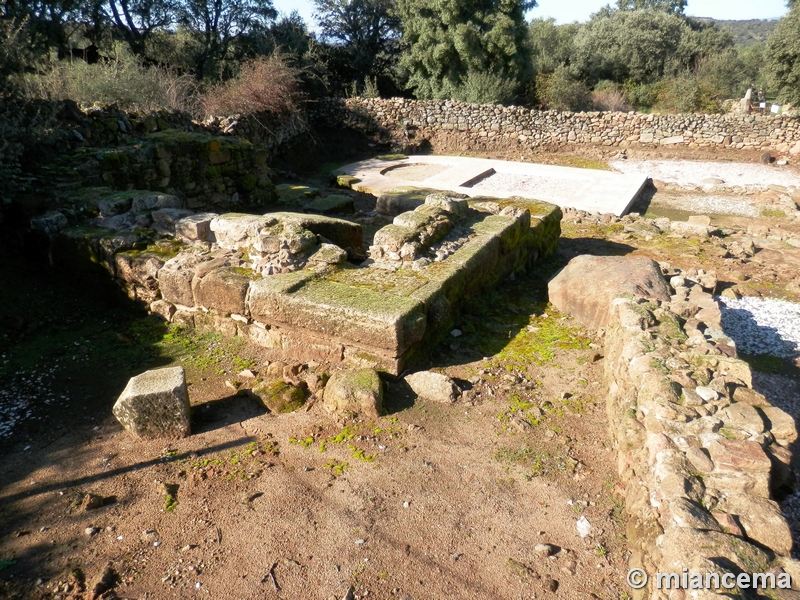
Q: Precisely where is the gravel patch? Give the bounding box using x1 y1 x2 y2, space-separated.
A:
470 172 581 198
610 160 800 190
717 296 800 357
650 194 761 217
0 365 68 439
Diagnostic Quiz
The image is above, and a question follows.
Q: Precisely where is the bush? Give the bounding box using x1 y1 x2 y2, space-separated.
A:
20 44 201 114
202 54 301 117
591 80 631 111
537 66 591 111
450 70 519 105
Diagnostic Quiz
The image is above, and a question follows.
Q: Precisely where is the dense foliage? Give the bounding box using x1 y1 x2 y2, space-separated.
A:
0 0 795 114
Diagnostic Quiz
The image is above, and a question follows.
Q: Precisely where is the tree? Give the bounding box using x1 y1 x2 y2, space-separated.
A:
396 0 535 102
178 0 277 79
313 0 400 88
767 4 800 105
573 9 694 85
616 0 686 14
528 18 581 74
105 0 177 57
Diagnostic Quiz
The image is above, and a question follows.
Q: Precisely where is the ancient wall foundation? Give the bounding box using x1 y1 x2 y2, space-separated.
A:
312 98 800 154
597 264 799 596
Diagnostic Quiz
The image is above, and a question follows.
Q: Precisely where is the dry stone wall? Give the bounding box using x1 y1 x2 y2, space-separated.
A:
312 98 800 154
568 260 800 597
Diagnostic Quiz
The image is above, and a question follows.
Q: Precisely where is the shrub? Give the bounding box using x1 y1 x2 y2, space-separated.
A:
538 66 592 111
202 54 301 117
591 80 631 111
19 44 201 114
450 70 519 105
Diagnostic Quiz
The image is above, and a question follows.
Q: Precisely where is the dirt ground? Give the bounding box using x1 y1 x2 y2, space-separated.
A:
2 129 800 600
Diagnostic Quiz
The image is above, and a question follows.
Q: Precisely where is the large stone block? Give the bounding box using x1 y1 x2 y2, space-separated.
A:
112 366 190 439
192 267 251 315
548 255 671 330
158 252 205 307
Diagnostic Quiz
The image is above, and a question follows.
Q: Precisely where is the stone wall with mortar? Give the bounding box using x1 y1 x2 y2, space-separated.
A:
601 266 800 597
311 98 800 154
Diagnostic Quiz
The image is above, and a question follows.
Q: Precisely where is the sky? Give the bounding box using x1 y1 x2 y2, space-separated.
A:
272 0 790 30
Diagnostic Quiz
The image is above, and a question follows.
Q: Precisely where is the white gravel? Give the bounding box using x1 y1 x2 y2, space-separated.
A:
652 194 761 217
0 362 69 439
717 296 800 357
610 160 800 190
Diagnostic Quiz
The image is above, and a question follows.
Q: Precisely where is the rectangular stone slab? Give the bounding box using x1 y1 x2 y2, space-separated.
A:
335 155 647 217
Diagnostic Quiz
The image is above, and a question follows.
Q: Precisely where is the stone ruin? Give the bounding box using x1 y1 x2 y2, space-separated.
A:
42 193 559 375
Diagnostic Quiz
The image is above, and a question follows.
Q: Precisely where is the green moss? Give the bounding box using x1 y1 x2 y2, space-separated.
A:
761 208 786 218
239 174 258 192
336 174 360 188
556 156 611 170
488 306 591 367
253 379 307 413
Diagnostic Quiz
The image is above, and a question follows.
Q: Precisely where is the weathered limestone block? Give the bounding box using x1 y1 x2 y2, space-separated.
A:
175 212 217 242
323 369 383 417
548 255 671 329
304 194 355 215
158 252 206 307
112 366 190 439
129 192 182 213
151 208 194 235
192 266 251 316
31 211 70 234
405 371 460 403
210 213 277 250
424 193 469 217
247 275 427 353
272 212 363 254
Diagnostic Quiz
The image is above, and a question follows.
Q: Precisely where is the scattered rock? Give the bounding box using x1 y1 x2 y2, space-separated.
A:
404 371 460 403
112 366 191 439
534 543 557 557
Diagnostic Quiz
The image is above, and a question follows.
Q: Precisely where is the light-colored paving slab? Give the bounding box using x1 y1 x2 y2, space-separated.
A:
335 155 648 216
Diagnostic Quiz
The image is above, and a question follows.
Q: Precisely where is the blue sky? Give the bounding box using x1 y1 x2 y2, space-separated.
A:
273 0 790 30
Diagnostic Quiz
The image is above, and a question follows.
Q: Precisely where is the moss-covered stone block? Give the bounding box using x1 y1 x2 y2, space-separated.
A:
252 379 307 413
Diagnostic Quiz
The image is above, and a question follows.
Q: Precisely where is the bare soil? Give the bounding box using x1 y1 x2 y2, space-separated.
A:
2 127 800 600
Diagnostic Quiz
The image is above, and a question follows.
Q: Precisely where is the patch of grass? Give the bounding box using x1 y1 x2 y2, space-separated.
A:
348 444 376 463
323 458 350 476
289 435 315 449
494 445 574 478
557 156 611 171
761 208 786 218
484 305 591 368
0 559 17 570
163 483 179 513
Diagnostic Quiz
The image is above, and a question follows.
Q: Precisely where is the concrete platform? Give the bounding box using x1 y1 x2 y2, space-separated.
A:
335 155 648 216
